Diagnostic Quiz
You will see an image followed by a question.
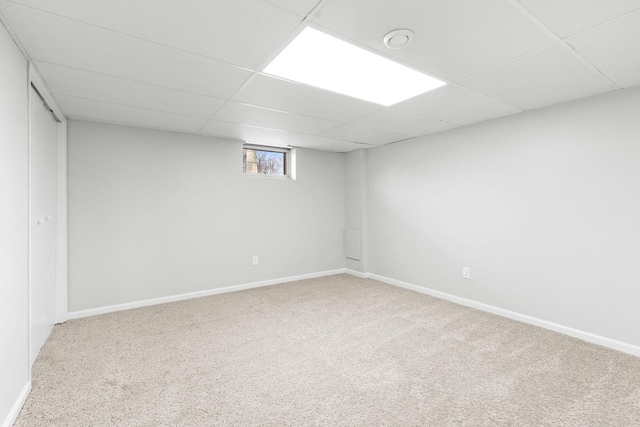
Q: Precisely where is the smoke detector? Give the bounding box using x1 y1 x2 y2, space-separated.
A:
383 29 414 49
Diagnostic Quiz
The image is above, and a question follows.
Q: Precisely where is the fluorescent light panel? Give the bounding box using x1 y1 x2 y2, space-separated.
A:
264 27 445 106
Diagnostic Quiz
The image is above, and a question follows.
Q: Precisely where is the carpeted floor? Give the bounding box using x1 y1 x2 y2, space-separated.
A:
15 274 640 426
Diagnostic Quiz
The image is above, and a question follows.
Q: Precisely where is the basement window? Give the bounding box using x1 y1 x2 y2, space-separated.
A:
243 144 295 179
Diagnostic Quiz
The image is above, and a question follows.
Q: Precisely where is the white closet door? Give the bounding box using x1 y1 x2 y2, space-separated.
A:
29 86 57 366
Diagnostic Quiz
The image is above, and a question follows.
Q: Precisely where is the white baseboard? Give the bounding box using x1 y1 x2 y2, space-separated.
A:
66 269 346 320
65 267 640 356
2 382 31 427
344 268 368 279
351 272 640 358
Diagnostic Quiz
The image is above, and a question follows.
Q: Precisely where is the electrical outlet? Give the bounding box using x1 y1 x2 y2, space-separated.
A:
252 256 259 266
462 266 471 279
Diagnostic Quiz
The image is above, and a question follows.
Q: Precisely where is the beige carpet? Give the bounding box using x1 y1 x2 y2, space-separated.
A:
15 274 640 426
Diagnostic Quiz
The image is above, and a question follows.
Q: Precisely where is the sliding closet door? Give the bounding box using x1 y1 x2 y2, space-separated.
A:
29 86 58 366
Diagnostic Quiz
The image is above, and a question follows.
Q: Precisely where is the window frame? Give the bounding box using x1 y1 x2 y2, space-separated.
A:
242 144 295 180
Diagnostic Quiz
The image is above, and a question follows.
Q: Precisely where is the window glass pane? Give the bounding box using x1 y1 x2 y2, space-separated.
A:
243 148 286 176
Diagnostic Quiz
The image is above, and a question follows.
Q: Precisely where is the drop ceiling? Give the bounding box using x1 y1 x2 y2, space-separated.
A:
1 0 639 152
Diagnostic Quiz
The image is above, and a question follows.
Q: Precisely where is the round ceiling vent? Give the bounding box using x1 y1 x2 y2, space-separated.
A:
383 29 414 49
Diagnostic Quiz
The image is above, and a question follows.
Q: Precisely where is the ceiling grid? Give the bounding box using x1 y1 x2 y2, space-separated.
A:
1 0 638 151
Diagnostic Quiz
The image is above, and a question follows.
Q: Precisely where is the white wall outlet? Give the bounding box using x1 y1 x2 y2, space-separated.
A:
252 256 259 266
462 266 471 279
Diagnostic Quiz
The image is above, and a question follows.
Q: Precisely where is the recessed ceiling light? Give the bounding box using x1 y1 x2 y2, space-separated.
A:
263 27 445 107
383 29 414 49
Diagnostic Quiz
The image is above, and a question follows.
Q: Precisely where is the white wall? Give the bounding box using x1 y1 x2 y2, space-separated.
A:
0 20 30 427
56 120 68 323
366 86 640 347
68 121 346 312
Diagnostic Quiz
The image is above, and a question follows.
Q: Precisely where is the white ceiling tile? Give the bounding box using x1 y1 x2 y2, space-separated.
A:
56 95 207 133
394 85 523 125
320 123 408 145
460 44 614 110
213 102 340 135
312 0 553 80
200 120 307 146
234 74 382 122
351 108 459 137
262 0 321 17
516 0 640 38
1 3 252 98
3 0 633 147
7 0 301 69
35 61 225 119
295 136 374 152
568 11 640 88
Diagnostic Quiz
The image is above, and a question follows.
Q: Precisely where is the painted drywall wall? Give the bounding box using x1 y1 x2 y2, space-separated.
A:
56 120 68 322
68 121 345 311
345 149 368 273
367 86 640 347
0 20 29 426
